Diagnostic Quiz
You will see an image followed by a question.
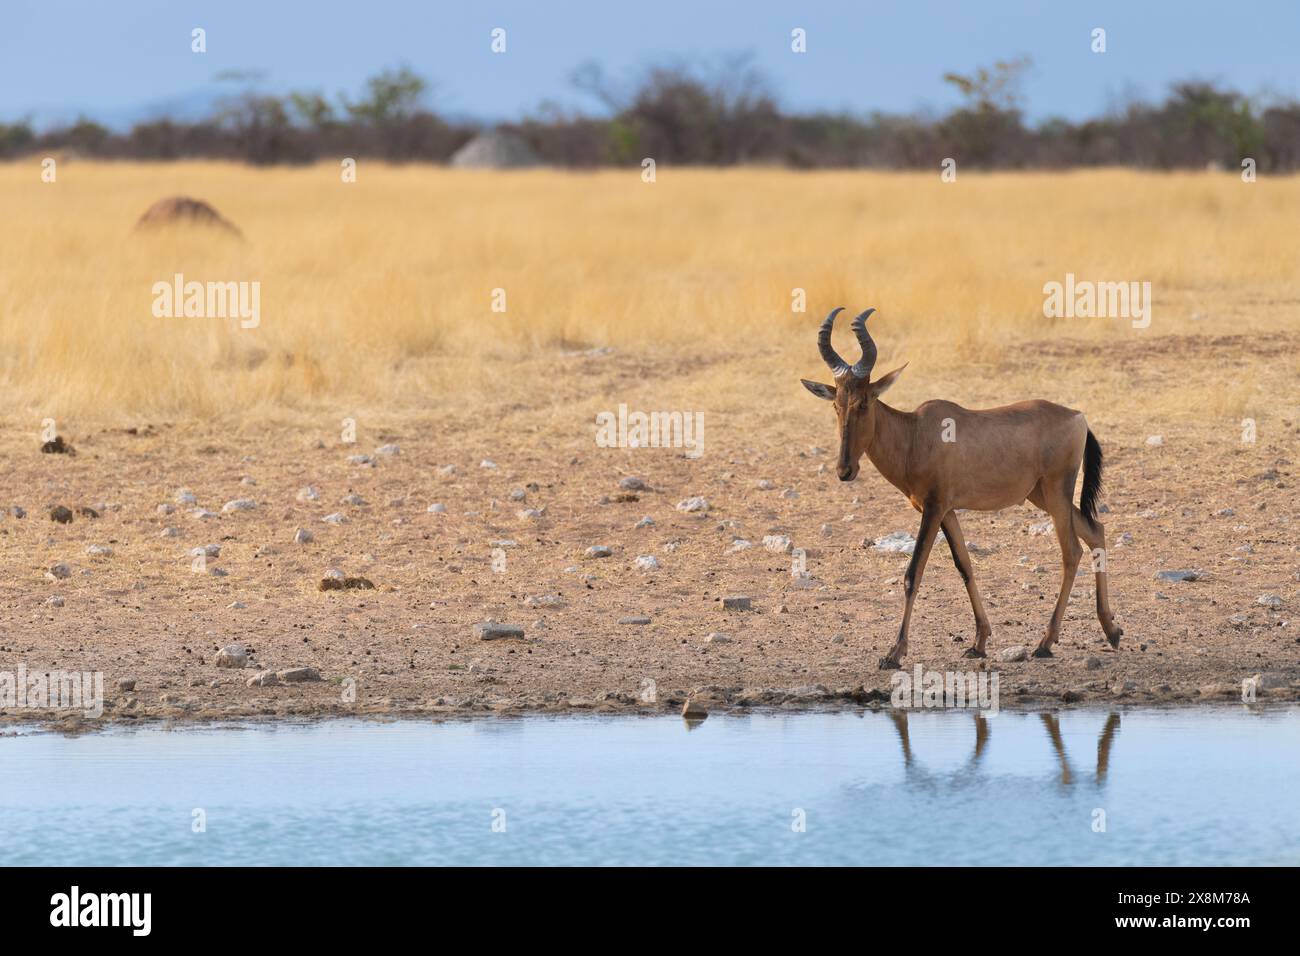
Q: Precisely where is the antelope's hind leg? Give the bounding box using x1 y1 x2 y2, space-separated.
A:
1031 480 1084 659
941 512 992 658
1072 505 1123 648
879 502 942 670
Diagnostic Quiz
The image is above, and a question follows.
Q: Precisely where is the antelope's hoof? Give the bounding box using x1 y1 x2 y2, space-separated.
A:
877 657 902 671
1031 646 1054 659
1106 627 1123 649
962 648 986 659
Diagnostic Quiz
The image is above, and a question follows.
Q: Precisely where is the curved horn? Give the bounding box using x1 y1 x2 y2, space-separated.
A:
817 307 850 376
850 308 877 379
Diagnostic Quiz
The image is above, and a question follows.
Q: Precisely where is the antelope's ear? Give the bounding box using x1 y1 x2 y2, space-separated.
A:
800 379 836 401
870 363 908 396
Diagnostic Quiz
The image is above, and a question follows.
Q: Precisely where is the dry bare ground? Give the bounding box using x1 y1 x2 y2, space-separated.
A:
0 163 1297 727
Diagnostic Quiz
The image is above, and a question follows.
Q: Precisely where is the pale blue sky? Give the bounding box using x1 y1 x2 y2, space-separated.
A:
2 0 1297 129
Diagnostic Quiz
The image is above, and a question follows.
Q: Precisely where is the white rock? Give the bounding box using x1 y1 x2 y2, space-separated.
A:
873 531 917 554
215 644 248 668
762 534 793 554
175 489 198 505
159 527 180 538
756 479 775 491
705 632 733 644
321 512 347 524
222 499 256 513
780 488 800 500
157 503 176 515
293 527 314 544
619 476 647 491
634 516 655 529
45 563 73 581
1257 594 1283 608
190 544 221 557
427 503 447 514
45 595 65 607
375 443 401 456
634 554 659 570
1145 435 1164 447
998 646 1029 662
676 496 709 513
438 465 457 477
586 545 613 558
86 544 113 557
340 493 367 506
729 539 753 552
296 486 320 502
1028 521 1053 536
480 459 498 469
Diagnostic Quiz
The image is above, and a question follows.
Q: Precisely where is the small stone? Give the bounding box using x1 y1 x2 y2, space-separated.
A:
117 679 136 692
294 527 314 544
427 503 447 515
619 616 651 625
634 554 659 570
676 496 709 513
246 670 280 688
756 479 775 491
1145 435 1164 447
157 503 176 515
1213 508 1234 517
722 595 752 611
45 595 65 607
341 493 366 506
525 594 565 608
10 506 26 518
1115 531 1133 547
297 486 320 502
998 645 1029 662
619 476 647 491
49 505 73 523
159 527 180 538
438 465 457 477
585 545 613 558
780 488 799 500
44 563 73 581
175 489 197 505
191 509 218 519
705 632 733 644
1257 594 1283 608
347 454 375 466
190 544 221 558
1154 569 1204 582
634 516 655 529
222 499 256 513
729 539 753 552
375 443 401 456
86 544 113 557
1084 656 1103 670
227 601 246 609
1027 521 1053 536
873 531 916 554
475 622 526 640
682 697 709 719
480 459 498 469
276 667 322 683
321 512 348 524
215 644 248 668
762 534 792 554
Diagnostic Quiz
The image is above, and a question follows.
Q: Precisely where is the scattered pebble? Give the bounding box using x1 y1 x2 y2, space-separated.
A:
475 621 526 640
294 527 314 544
222 499 256 513
634 554 659 570
215 644 248 668
585 545 613 558
721 595 752 611
998 646 1029 662
676 496 709 513
49 505 73 523
872 531 916 554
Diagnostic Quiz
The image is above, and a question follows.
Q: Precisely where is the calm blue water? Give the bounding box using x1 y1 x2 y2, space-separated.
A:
2 708 1296 866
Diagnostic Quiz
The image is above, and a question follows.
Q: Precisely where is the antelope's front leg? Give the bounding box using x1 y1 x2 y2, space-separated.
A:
879 503 942 669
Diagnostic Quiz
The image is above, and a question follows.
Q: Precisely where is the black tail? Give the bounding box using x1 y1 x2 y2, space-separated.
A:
1080 429 1104 525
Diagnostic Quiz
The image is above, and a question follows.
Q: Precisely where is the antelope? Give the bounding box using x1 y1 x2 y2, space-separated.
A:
801 307 1123 669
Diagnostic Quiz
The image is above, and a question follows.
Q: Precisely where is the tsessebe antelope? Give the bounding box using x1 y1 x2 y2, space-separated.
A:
801 307 1123 669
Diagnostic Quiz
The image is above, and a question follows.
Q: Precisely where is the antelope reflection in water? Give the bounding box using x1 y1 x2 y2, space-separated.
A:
887 710 1122 789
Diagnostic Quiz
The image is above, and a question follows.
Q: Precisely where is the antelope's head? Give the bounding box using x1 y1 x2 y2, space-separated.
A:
800 307 906 481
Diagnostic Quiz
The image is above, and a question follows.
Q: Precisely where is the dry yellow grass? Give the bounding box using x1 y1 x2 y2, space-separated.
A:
0 161 1296 425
